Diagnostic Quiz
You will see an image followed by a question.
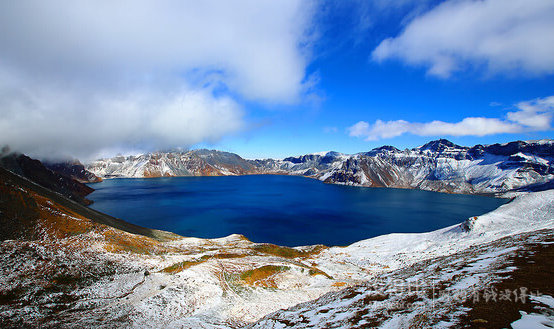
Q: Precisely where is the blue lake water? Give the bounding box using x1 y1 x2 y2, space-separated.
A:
88 175 508 247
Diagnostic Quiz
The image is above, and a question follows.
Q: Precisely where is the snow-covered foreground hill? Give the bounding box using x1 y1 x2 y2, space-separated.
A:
2 160 553 328
86 139 554 196
250 190 554 328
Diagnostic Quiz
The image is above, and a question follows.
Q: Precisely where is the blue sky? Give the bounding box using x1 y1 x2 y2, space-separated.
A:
0 0 553 160
211 0 554 158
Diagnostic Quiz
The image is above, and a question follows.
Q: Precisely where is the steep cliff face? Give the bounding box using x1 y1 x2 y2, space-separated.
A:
43 160 102 183
86 139 554 195
0 151 96 205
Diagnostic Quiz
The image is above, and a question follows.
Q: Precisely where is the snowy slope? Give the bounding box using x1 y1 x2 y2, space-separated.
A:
249 189 554 328
312 189 554 280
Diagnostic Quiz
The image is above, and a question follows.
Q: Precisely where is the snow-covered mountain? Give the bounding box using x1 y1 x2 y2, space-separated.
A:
87 139 554 195
315 139 554 195
86 149 259 178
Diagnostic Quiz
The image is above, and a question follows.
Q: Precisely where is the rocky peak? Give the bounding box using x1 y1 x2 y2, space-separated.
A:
419 139 465 152
364 145 401 156
43 160 101 183
482 140 554 158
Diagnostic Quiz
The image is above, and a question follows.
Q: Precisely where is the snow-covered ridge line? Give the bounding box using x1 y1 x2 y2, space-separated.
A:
86 139 554 196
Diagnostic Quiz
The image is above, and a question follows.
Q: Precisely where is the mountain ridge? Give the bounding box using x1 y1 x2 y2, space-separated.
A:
86 139 554 196
0 150 98 206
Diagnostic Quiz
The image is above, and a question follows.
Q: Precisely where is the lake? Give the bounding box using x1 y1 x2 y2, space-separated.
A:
88 175 508 247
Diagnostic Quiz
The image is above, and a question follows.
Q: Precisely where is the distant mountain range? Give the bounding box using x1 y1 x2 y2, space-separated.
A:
87 139 554 196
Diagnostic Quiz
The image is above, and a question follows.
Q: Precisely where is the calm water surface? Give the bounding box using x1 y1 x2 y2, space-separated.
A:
89 175 507 246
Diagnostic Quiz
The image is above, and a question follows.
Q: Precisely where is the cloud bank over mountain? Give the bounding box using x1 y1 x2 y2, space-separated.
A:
0 0 315 160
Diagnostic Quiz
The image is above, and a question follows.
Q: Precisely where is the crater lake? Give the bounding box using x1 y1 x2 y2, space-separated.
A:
88 175 508 246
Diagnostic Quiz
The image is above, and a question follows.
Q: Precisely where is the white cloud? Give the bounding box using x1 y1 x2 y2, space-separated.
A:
0 0 315 103
0 68 243 161
348 120 411 140
372 0 554 77
0 0 315 159
348 96 554 141
508 96 554 130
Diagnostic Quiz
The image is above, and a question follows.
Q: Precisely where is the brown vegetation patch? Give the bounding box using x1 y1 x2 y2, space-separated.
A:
1 167 178 242
0 175 99 240
161 253 247 274
32 192 97 237
200 166 222 176
162 260 206 274
209 252 248 260
240 265 290 288
308 267 333 279
251 244 327 259
101 229 175 255
28 189 178 256
0 175 178 254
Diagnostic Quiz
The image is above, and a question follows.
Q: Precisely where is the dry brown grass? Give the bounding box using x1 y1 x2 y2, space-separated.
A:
210 252 248 260
30 190 97 238
28 190 180 255
162 260 205 274
251 244 327 259
307 267 333 279
101 229 179 255
161 253 248 274
240 265 290 288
